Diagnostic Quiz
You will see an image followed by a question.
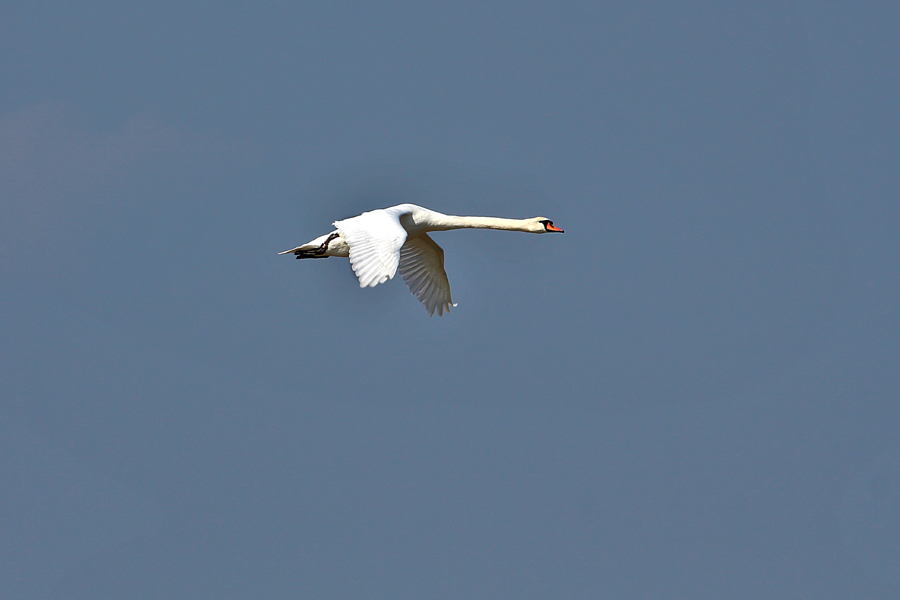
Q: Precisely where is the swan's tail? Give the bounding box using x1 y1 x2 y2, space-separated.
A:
278 231 345 259
278 244 332 259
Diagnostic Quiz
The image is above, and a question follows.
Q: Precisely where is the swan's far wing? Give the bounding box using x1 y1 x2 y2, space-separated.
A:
334 209 408 288
399 234 456 317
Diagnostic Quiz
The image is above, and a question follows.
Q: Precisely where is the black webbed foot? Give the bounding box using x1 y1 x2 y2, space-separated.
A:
293 232 340 259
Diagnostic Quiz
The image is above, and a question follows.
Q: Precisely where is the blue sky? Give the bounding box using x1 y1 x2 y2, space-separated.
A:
2 2 899 598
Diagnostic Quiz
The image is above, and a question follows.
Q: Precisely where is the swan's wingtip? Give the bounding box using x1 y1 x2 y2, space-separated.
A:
429 302 458 317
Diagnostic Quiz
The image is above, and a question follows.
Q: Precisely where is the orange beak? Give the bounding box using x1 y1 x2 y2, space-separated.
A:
546 223 565 233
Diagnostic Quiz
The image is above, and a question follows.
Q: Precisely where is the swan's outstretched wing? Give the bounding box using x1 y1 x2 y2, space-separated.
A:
334 209 408 288
399 233 456 317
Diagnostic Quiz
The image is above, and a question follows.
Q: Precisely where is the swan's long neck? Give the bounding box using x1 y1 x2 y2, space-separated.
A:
426 214 534 233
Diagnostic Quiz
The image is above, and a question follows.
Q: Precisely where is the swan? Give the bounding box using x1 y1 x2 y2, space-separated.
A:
279 203 564 316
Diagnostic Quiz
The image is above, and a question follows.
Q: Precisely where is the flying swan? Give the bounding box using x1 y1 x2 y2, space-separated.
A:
280 203 564 316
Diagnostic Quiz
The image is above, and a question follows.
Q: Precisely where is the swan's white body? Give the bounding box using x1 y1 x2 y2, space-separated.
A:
280 203 563 316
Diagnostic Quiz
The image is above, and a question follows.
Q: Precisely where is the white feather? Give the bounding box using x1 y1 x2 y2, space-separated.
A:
334 208 408 288
399 234 456 317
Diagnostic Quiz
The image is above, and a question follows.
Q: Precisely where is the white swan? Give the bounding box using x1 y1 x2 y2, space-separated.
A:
280 203 564 316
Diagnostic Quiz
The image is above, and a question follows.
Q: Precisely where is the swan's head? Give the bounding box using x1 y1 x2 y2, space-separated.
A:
531 218 564 234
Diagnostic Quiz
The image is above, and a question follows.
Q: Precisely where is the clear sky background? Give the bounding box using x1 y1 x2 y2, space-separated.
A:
2 1 898 598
